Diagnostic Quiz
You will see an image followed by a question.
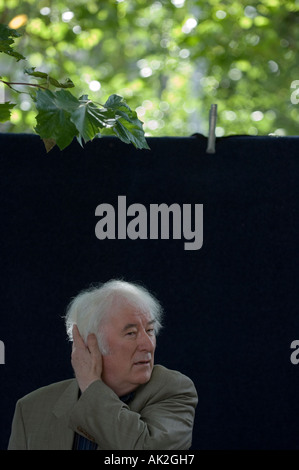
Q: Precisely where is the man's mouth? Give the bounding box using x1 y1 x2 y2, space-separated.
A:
134 360 151 366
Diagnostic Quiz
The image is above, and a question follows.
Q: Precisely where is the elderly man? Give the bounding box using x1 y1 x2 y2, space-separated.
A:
8 280 198 450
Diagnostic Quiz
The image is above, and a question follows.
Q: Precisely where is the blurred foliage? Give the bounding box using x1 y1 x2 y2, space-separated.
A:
0 27 149 152
1 0 299 137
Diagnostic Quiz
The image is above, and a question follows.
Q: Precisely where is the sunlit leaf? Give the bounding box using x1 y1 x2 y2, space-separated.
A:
70 99 104 143
113 117 150 150
104 94 131 111
103 94 150 148
34 89 149 151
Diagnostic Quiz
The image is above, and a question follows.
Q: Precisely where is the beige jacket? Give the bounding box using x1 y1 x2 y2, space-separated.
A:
8 365 198 450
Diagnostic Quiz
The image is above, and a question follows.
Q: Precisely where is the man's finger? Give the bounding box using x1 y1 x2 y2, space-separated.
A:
72 324 86 348
86 333 100 355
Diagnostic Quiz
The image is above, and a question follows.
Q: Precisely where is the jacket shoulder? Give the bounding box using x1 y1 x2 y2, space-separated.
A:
152 364 196 390
134 364 198 405
17 379 76 406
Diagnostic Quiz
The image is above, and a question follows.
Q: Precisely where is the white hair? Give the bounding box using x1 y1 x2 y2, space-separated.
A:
64 279 163 354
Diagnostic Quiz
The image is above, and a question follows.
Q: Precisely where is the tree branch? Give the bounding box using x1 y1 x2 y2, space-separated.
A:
0 78 48 90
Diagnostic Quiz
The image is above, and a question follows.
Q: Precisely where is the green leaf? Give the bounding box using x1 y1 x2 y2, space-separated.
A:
70 98 107 143
103 94 149 149
104 94 131 111
24 67 74 88
113 118 150 150
69 94 149 149
34 89 149 151
0 24 25 61
34 89 79 150
0 102 15 122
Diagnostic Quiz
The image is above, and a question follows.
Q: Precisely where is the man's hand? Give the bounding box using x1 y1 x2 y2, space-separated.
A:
71 324 103 393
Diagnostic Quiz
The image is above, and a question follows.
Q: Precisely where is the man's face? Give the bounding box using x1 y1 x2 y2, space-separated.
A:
100 303 156 397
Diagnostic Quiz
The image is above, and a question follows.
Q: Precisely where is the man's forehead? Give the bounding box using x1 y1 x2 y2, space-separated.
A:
122 318 155 331
110 303 153 324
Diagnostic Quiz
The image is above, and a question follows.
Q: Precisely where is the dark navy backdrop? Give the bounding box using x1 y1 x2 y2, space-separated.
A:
0 133 298 449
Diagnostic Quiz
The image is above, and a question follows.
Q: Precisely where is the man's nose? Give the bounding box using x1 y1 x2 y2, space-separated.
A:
137 329 155 351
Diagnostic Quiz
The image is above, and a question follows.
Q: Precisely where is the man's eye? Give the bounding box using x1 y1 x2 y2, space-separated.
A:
147 329 155 335
127 331 136 336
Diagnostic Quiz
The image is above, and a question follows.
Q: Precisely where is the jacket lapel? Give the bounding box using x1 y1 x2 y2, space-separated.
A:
50 379 79 450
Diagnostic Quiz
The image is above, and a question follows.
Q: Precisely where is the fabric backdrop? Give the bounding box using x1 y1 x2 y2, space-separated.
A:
0 133 298 450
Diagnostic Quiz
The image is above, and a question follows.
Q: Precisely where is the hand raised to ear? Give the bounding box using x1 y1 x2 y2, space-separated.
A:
71 324 103 393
